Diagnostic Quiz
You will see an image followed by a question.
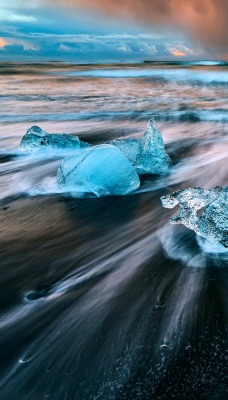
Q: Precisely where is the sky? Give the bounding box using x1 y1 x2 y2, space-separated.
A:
0 0 227 62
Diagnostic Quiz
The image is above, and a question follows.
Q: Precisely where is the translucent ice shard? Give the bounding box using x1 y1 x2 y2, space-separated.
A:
110 119 171 175
19 126 89 152
161 186 228 247
57 145 140 197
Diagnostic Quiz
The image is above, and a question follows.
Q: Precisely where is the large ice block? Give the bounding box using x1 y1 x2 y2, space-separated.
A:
19 126 89 152
110 119 171 175
57 145 140 197
161 186 228 247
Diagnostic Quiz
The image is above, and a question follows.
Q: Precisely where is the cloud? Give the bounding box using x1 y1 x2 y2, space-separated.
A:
116 45 132 53
50 0 228 49
0 32 205 62
0 44 38 56
165 43 202 58
0 1 216 61
0 31 207 61
169 49 185 57
0 38 7 47
0 3 37 23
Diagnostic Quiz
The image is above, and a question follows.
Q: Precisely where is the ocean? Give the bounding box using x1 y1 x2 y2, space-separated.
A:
0 61 227 399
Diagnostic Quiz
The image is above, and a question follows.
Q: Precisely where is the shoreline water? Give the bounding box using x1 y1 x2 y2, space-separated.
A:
0 62 227 399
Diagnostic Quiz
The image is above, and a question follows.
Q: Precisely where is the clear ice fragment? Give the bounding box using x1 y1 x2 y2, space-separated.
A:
161 186 228 248
19 126 89 152
110 119 171 175
57 145 140 197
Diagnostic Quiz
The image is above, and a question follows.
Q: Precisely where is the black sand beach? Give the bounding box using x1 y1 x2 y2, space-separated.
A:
0 62 227 399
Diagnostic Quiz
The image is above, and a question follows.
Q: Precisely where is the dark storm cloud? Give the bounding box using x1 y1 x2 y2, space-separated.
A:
0 0 223 60
51 0 228 49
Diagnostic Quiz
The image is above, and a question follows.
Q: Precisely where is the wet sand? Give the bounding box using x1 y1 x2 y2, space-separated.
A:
0 190 227 399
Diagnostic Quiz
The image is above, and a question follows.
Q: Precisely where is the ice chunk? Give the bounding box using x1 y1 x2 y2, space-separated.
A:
19 126 89 152
110 119 171 175
57 144 140 197
161 186 228 247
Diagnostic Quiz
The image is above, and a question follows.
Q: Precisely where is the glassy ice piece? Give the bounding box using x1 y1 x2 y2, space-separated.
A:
19 126 89 152
161 186 228 247
110 119 171 175
57 145 140 197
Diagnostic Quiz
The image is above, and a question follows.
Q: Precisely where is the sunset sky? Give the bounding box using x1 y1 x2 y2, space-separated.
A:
0 0 227 61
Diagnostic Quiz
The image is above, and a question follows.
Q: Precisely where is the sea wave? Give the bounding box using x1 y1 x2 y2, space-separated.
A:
59 68 228 83
0 108 227 124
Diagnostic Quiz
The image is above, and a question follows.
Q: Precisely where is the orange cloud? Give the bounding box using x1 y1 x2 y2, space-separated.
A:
170 49 186 57
0 38 7 48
